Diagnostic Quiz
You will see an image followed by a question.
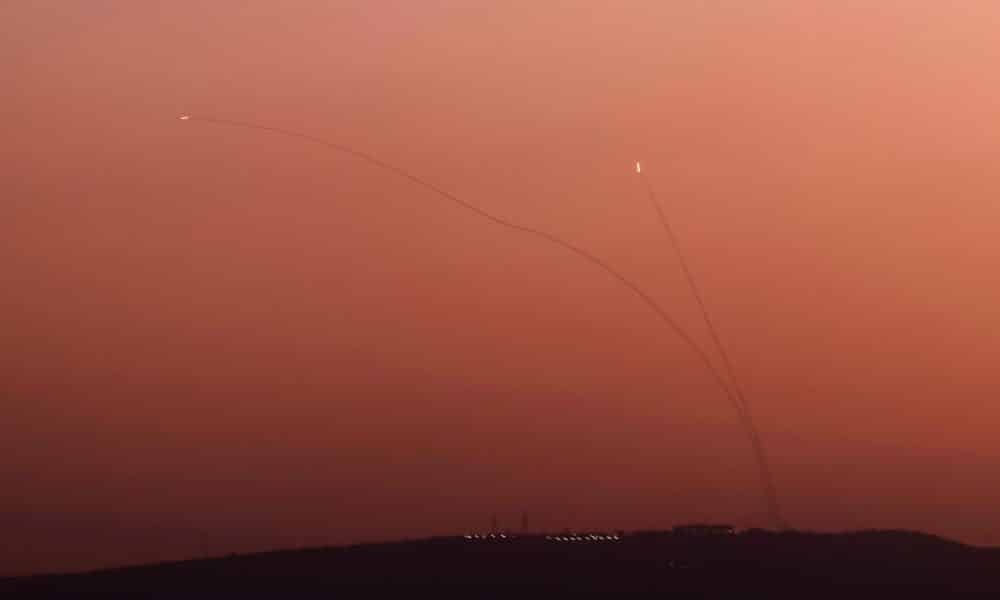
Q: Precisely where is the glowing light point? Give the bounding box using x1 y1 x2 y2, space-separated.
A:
178 115 191 121
636 161 641 174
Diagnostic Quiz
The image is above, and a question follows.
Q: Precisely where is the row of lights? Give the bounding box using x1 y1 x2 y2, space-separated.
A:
546 534 620 542
462 533 621 542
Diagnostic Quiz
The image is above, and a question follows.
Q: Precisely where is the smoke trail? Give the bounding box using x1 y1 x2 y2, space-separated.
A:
179 115 775 523
638 170 786 529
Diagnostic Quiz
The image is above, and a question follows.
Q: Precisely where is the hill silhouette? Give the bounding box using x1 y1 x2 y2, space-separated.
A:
3 528 998 596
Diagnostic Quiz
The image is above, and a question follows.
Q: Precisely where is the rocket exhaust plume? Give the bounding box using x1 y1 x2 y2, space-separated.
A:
637 161 786 529
178 114 782 527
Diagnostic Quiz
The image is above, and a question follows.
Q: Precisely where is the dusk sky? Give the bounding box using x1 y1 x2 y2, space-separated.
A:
5 1 1000 575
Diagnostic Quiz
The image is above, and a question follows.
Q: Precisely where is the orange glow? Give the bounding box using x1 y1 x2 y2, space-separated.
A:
5 0 1000 576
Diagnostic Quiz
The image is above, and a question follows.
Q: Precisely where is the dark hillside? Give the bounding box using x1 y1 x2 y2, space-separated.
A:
3 529 998 597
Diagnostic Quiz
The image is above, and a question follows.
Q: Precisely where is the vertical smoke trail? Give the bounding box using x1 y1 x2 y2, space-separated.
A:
177 114 781 527
638 167 786 529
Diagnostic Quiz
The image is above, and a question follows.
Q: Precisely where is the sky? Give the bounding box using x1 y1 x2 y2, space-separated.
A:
4 0 1000 575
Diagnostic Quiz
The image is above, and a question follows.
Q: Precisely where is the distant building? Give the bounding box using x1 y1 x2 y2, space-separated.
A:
672 524 735 536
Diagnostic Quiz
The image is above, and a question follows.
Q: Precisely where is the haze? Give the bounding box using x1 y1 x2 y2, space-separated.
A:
5 1 1000 576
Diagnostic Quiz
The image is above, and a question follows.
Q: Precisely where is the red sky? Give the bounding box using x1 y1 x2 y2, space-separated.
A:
5 1 1000 575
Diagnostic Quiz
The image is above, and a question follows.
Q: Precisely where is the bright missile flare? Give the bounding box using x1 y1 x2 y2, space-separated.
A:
178 115 191 121
636 161 641 174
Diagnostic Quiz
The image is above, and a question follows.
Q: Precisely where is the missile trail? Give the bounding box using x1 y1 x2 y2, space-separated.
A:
178 114 773 520
638 166 786 529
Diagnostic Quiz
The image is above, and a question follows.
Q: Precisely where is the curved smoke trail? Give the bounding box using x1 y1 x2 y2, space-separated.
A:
179 115 778 525
638 170 786 529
